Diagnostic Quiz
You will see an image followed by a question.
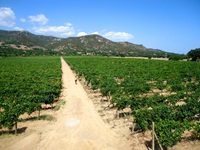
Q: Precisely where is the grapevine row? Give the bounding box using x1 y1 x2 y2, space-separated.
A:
0 57 62 134
64 56 200 148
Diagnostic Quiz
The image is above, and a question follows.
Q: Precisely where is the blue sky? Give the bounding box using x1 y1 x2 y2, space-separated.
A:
0 0 199 54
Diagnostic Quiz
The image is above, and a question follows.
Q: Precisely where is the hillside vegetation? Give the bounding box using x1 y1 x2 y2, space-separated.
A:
0 29 179 57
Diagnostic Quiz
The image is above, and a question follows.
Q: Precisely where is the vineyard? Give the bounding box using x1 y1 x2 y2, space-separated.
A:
64 56 200 148
0 57 62 134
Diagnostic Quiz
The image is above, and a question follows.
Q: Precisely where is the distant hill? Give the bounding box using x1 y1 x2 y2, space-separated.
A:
0 29 176 57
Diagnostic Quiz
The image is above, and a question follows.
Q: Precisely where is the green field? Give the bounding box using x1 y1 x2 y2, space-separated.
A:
64 56 200 148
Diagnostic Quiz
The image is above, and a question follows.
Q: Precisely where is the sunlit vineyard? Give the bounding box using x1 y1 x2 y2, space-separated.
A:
65 56 200 148
0 57 62 133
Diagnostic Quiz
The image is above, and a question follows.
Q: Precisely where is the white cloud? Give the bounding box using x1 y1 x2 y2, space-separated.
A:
20 18 26 23
103 32 134 41
14 27 24 31
29 14 48 25
0 7 15 27
92 32 99 35
77 32 87 37
66 23 72 26
33 23 75 37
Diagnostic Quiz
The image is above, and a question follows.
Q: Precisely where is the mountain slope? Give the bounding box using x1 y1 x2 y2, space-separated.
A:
0 30 171 57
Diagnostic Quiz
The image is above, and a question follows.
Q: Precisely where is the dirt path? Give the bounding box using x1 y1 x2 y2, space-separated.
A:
2 57 132 150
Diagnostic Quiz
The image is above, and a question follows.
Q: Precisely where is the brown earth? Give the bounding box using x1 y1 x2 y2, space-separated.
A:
0 57 199 150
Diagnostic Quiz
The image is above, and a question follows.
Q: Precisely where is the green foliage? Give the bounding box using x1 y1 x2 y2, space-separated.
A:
113 96 133 111
193 122 200 138
0 46 61 57
169 55 185 61
100 78 118 99
187 48 200 61
155 120 185 147
0 57 62 132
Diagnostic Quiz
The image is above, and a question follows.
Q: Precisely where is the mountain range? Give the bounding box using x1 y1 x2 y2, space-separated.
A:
0 29 174 57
